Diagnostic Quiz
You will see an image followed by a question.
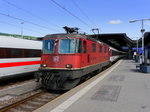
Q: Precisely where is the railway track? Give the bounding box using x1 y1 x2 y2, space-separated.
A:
0 79 35 90
0 61 117 112
0 90 62 112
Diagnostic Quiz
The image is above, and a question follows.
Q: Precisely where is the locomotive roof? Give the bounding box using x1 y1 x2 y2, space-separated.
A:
44 33 105 45
45 33 87 38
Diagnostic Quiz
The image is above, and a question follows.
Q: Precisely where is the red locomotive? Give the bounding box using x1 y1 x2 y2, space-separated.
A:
35 28 124 90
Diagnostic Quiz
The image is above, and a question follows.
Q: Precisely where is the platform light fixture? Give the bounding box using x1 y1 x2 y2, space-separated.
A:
129 19 150 63
129 20 138 23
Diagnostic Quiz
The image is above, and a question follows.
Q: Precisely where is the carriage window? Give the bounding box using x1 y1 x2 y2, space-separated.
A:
11 48 21 57
83 41 87 53
0 48 41 58
28 49 41 57
43 40 55 53
76 39 82 53
0 48 10 58
112 50 119 56
59 39 75 53
99 45 102 52
92 43 96 52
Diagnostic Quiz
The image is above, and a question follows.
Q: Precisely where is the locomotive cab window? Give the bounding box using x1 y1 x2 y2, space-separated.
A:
59 39 75 54
43 40 55 54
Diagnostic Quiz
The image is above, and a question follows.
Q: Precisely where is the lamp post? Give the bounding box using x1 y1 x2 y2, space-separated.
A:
136 37 138 54
129 19 150 63
21 22 24 38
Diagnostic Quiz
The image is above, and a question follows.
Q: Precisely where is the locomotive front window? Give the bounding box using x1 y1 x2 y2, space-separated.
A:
59 39 75 53
43 40 55 53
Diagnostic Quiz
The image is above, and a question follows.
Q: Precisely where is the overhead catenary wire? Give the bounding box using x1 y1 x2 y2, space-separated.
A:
0 12 60 32
2 0 61 30
0 20 46 35
71 0 97 28
50 0 93 29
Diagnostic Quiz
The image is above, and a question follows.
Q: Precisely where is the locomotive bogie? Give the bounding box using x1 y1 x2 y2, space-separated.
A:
37 60 110 90
37 70 81 90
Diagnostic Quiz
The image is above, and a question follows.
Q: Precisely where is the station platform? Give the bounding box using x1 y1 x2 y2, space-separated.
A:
34 60 150 112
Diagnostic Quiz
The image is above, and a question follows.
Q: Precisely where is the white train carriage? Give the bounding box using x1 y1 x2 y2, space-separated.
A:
0 36 42 80
109 47 125 63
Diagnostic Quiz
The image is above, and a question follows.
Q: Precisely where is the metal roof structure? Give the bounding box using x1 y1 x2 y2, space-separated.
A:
132 32 150 48
90 33 133 51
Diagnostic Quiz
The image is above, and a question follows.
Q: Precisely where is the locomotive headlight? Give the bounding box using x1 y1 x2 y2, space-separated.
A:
66 64 72 68
42 64 47 68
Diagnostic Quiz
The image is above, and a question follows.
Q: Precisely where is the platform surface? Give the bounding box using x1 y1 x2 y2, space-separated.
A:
34 60 150 112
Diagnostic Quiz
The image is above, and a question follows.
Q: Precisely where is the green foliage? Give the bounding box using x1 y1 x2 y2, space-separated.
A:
0 32 38 40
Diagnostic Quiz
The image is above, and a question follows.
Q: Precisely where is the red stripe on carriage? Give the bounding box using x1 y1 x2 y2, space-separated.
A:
0 61 40 68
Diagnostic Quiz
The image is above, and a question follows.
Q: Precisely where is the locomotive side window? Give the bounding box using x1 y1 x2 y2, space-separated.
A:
92 43 96 52
59 39 75 53
76 39 82 53
99 45 102 52
104 47 107 53
43 40 55 54
83 41 87 53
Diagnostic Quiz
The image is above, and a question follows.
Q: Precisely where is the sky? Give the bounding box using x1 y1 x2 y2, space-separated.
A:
0 0 150 39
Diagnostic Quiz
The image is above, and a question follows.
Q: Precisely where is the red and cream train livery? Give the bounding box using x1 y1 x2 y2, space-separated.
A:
36 33 124 90
0 36 42 80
